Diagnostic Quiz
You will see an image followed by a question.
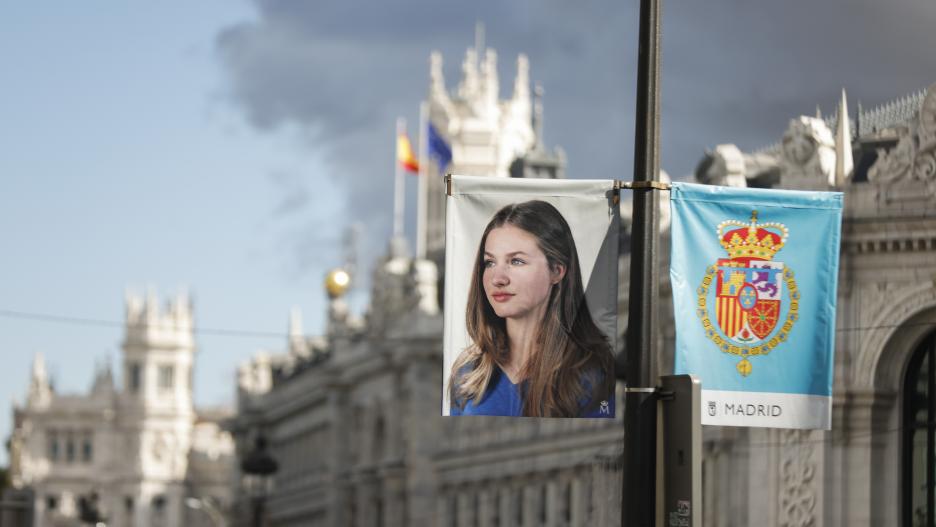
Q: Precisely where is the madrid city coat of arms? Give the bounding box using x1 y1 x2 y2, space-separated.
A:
696 211 799 376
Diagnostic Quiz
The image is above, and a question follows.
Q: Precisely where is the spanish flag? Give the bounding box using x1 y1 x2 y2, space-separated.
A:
397 133 419 173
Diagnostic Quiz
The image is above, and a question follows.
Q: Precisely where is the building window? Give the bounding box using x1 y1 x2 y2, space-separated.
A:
375 495 383 527
372 415 385 463
48 431 59 462
514 487 523 525
46 495 58 511
129 363 141 393
904 330 936 527
539 484 547 523
152 495 166 520
82 434 93 463
65 434 75 463
158 365 174 390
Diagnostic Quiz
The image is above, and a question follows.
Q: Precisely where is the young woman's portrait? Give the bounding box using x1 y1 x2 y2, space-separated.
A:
448 200 616 418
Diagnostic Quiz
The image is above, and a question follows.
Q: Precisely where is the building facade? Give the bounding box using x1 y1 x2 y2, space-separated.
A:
418 34 565 266
229 31 936 526
7 291 235 527
696 84 936 526
228 39 626 527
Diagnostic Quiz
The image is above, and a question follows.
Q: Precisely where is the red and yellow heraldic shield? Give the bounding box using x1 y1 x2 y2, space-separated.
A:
714 258 785 344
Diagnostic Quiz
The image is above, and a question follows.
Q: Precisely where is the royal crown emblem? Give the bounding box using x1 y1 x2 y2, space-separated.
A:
696 211 799 376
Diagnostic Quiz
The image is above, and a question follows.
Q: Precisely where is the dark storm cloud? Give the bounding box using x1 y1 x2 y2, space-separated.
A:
660 0 936 174
217 0 936 270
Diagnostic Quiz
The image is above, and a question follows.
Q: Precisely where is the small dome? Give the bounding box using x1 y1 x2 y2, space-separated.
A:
324 268 351 299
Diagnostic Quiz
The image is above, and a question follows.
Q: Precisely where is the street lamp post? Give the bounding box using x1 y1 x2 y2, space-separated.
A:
240 434 279 527
623 0 663 526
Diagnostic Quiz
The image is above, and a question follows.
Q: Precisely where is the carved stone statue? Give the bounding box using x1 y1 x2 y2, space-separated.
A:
779 116 836 189
868 82 936 196
703 144 747 187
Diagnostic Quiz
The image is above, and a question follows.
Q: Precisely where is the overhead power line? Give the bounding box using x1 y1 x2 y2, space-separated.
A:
2 308 935 340
0 309 284 340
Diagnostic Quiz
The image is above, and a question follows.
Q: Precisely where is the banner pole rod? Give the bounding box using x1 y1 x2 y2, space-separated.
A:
623 0 663 525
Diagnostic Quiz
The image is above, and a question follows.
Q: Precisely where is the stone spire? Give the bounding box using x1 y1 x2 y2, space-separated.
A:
512 54 530 103
288 307 309 357
481 48 499 112
835 88 854 187
91 358 115 396
532 84 545 150
429 51 449 106
458 47 480 101
27 352 52 408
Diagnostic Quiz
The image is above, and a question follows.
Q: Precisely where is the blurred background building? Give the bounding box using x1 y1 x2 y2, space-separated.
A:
227 35 936 527
6 291 235 527
226 39 626 527
695 83 936 527
5 31 935 527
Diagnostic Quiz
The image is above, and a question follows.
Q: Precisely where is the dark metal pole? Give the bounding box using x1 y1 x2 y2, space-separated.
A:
623 0 663 525
253 496 264 527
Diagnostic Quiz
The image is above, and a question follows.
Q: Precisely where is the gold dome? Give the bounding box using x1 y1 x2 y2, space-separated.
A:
324 268 351 299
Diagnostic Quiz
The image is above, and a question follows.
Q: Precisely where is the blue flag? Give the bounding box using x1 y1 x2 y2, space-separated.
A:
428 122 452 170
670 182 843 429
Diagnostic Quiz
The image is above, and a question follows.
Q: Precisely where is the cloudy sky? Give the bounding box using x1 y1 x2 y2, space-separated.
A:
2 1 935 464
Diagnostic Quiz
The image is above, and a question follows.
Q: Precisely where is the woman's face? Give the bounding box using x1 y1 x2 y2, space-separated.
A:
482 224 562 321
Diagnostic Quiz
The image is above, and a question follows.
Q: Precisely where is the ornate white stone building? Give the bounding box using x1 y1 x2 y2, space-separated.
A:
418 32 565 265
228 38 625 527
7 291 235 527
229 32 936 526
695 84 936 526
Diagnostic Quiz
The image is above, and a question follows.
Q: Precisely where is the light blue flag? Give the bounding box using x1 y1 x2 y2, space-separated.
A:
670 182 843 429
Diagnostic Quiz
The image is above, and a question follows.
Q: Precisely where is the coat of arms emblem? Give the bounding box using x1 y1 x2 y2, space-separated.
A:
696 211 799 376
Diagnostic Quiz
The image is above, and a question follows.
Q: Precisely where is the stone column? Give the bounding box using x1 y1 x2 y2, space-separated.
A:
403 359 442 526
545 479 560 526
841 390 896 526
383 474 406 527
477 487 493 527
32 495 45 527
456 487 476 527
570 471 588 526
436 491 452 527
498 485 514 527
522 483 539 527
326 386 350 526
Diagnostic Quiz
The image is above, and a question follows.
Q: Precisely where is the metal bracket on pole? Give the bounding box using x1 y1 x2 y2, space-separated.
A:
657 374 702 527
625 387 658 394
616 180 672 191
444 174 453 196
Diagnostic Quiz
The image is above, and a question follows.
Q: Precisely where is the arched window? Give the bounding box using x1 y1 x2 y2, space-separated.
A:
904 330 936 526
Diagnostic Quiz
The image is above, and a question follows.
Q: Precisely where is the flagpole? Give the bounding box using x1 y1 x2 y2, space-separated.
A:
394 117 406 240
416 103 429 259
623 0 663 525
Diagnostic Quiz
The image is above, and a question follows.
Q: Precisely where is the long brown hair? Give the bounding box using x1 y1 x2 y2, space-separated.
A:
450 200 614 417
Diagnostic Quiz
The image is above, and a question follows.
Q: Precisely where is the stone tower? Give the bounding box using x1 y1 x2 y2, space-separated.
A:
120 288 196 525
417 29 536 265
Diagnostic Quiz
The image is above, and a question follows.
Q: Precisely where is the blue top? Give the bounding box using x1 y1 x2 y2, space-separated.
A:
450 366 615 418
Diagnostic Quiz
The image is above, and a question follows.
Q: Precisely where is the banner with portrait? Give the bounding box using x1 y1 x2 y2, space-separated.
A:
670 182 843 429
443 175 619 418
